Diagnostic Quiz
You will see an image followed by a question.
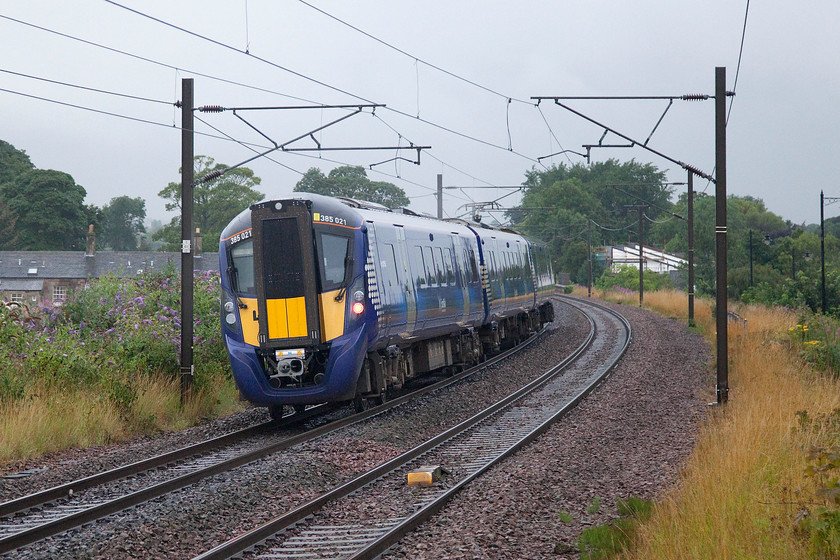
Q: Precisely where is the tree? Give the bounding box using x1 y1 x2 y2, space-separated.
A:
1 169 88 250
0 200 19 250
0 140 34 186
295 166 410 208
101 196 146 251
154 156 264 251
509 159 671 283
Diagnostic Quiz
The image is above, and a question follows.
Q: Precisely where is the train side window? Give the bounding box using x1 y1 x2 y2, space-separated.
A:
434 247 445 286
424 246 436 286
412 246 427 288
462 249 471 283
445 248 456 285
468 248 479 281
383 243 399 288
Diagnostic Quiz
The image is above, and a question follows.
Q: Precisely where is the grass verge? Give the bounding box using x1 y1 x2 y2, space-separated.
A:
574 286 838 559
0 373 243 466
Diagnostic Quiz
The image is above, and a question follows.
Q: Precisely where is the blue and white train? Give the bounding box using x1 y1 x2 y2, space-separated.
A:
219 193 554 418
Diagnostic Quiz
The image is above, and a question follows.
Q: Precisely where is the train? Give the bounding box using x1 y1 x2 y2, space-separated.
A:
218 192 555 419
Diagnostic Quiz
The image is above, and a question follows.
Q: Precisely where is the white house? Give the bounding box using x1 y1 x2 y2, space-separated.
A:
608 244 686 274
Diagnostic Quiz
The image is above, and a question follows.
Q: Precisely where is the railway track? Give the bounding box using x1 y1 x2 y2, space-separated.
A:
0 315 549 557
191 296 630 560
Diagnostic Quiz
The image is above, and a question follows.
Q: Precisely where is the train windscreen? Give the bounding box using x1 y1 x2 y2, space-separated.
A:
230 240 255 294
318 232 350 291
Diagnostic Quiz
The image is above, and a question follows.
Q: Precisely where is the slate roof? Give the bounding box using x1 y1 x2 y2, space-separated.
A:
0 251 220 282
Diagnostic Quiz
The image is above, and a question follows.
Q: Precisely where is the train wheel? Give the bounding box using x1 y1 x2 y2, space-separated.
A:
353 394 370 413
269 405 285 421
293 404 307 415
370 390 387 407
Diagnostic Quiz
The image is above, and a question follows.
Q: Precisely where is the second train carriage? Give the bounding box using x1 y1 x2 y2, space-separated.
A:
219 192 554 418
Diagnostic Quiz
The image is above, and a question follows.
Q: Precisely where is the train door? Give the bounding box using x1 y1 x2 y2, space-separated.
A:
251 200 321 348
367 222 406 337
394 226 416 334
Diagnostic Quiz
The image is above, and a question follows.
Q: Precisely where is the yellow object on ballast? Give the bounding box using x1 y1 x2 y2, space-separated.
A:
407 465 444 487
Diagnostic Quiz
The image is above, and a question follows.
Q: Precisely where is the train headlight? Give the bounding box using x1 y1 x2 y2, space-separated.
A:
221 293 241 333
345 277 367 327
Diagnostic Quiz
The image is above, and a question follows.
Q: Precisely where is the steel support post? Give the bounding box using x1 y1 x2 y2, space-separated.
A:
714 67 729 405
822 190 827 313
687 171 695 325
180 78 195 405
638 206 644 307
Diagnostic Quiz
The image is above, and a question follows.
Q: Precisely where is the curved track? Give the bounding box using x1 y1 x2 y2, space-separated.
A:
192 296 630 560
0 316 550 556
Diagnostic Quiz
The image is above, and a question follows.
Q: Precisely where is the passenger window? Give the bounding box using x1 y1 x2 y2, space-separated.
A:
383 243 399 288
468 248 479 281
434 247 445 286
424 246 436 286
413 246 426 288
446 248 455 285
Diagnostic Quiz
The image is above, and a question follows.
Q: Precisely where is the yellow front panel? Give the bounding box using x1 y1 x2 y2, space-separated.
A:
285 297 308 338
237 297 260 346
265 297 308 340
319 290 345 342
266 298 289 339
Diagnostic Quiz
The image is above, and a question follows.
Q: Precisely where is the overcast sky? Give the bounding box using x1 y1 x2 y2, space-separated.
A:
2 1 837 231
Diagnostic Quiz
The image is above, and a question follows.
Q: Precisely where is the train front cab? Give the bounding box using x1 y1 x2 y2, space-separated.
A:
221 197 372 413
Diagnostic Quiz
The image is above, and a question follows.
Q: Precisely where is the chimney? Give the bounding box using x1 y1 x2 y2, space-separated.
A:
194 227 203 258
85 224 96 257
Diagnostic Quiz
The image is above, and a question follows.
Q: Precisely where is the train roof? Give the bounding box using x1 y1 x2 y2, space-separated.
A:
222 192 543 245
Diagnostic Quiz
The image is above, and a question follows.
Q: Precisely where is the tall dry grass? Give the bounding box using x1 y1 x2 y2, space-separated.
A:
587 289 839 559
0 374 242 466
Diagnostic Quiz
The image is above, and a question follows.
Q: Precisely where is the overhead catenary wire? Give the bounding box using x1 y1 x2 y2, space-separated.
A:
0 13 328 107
1 8 545 198
2 7 543 198
295 0 534 107
101 1 543 167
194 115 304 176
728 0 750 125
699 0 750 194
0 67 173 105
0 79 439 199
102 0 376 105
0 86 185 132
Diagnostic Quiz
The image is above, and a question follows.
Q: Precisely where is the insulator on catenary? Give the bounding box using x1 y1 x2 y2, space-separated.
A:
200 170 224 183
198 105 225 113
683 163 705 176
681 94 709 101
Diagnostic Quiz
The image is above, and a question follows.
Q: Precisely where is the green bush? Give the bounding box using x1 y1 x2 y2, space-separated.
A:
595 265 675 293
0 267 232 406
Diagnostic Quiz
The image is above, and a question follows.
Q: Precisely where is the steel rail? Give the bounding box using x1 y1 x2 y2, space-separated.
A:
349 297 631 560
0 320 550 556
0 415 301 518
192 297 621 560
